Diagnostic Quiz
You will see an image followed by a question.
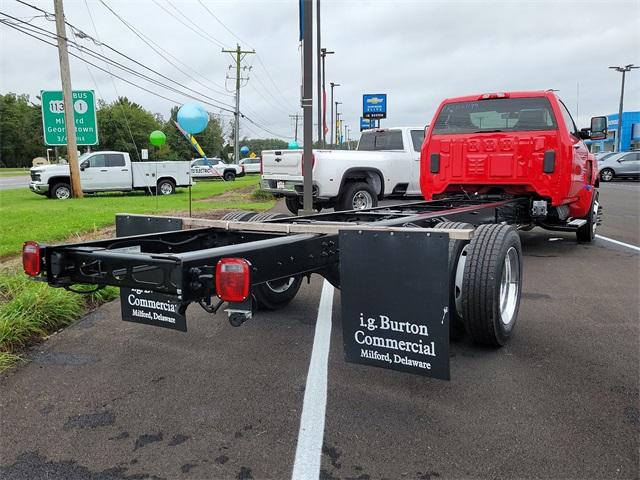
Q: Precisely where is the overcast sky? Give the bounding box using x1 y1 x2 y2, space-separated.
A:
1 0 639 143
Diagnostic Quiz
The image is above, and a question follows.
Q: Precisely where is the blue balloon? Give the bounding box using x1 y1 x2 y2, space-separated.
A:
177 103 209 134
288 141 299 149
240 146 250 156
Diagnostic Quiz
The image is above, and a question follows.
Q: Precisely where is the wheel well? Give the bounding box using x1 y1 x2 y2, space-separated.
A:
48 176 70 187
339 168 384 199
157 176 175 185
223 169 236 175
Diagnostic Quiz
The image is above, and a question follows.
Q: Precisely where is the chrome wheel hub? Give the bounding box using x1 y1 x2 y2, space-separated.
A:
56 187 71 199
352 190 373 210
265 277 295 293
159 183 172 195
499 247 520 326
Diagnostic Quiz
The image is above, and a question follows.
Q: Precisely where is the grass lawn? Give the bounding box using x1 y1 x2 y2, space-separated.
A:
0 176 273 257
0 168 29 177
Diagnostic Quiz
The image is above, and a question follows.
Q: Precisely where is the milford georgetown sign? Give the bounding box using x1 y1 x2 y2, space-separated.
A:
41 90 98 146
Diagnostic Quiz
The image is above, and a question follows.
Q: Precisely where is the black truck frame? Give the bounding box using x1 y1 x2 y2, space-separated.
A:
26 196 531 363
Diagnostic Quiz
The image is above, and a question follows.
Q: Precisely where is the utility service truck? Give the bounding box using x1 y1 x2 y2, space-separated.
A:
29 151 192 199
22 91 607 380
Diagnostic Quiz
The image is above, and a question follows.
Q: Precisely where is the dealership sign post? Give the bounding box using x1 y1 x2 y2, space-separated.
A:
41 90 98 146
362 93 387 120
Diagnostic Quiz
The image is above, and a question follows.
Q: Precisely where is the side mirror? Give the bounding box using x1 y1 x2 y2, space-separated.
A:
578 128 591 140
590 116 608 140
80 162 88 171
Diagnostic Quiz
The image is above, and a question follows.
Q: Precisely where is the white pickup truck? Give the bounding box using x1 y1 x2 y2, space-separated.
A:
29 151 192 199
260 127 425 213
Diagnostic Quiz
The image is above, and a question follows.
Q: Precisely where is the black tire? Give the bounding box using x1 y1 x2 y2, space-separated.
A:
50 182 72 200
599 168 614 182
223 170 236 181
253 276 303 310
461 224 523 347
221 211 259 221
285 196 301 215
336 182 378 211
434 221 474 341
576 190 600 243
157 179 175 195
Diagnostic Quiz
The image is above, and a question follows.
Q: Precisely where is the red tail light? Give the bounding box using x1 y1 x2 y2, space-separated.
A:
478 92 509 100
301 153 316 173
216 258 250 302
22 241 41 276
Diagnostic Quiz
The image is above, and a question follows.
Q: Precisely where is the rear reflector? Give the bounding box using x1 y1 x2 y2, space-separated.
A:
215 258 250 302
22 241 41 277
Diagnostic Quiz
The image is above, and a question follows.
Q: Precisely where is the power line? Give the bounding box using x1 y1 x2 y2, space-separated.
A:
96 0 233 100
1 12 237 113
160 0 226 49
3 11 289 141
193 0 297 111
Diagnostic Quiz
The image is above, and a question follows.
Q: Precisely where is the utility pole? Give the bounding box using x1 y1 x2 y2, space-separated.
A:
289 113 301 142
53 0 82 198
320 48 334 147
223 44 255 163
316 0 322 147
609 64 638 152
300 0 314 215
330 82 339 146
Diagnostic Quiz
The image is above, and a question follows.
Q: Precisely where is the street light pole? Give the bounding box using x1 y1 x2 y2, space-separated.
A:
330 82 340 146
335 101 342 148
609 64 638 152
320 48 334 147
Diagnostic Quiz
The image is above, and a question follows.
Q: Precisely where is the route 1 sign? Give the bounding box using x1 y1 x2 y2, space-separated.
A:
41 90 98 146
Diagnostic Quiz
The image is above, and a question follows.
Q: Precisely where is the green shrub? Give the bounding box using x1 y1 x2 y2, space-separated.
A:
250 188 275 202
0 269 119 371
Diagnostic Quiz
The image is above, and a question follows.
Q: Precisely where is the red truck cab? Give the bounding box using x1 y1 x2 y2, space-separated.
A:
420 91 606 227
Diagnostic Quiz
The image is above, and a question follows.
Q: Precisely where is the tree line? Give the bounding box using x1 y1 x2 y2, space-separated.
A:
0 92 289 168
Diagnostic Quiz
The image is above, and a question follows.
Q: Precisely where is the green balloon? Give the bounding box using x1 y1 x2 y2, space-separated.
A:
149 130 166 146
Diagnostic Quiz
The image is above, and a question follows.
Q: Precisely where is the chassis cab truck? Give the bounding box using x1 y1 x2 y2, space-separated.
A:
421 91 606 242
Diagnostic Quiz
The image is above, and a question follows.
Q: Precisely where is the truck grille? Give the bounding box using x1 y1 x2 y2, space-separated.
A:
30 172 40 181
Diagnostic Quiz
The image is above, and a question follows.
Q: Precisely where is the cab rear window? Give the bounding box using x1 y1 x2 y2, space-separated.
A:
432 97 557 134
357 130 404 151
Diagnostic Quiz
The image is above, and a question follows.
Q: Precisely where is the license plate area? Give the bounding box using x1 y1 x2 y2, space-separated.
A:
277 181 286 189
120 288 187 331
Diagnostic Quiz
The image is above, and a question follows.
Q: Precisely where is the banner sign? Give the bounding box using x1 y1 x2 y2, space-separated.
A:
363 93 387 119
120 288 187 332
339 230 450 380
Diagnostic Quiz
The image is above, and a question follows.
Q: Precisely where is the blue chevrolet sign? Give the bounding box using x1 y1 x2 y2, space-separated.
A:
360 117 375 131
363 94 387 119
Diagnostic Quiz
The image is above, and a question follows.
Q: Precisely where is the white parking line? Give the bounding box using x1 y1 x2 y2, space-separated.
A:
291 280 335 480
596 235 640 252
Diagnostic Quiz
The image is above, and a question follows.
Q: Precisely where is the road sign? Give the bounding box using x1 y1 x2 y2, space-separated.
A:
363 93 387 119
41 90 98 146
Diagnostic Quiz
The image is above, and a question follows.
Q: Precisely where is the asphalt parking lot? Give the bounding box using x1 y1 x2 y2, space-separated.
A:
0 181 638 480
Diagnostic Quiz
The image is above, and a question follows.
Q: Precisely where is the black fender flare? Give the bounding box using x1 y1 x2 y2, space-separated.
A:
339 167 385 200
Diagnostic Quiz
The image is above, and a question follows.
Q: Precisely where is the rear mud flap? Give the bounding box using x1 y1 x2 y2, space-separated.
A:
339 230 451 380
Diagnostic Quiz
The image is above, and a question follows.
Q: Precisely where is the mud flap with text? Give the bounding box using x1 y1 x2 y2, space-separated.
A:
120 288 188 332
339 230 451 380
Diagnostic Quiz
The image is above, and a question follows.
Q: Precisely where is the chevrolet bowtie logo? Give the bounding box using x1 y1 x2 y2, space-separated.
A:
275 157 282 162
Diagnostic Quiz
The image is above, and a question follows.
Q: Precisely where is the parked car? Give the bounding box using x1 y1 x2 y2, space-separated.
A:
595 152 617 162
190 158 245 181
239 157 262 174
597 151 640 182
29 151 192 199
261 127 425 214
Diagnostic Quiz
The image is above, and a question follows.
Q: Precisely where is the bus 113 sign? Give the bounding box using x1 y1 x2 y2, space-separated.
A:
41 90 98 146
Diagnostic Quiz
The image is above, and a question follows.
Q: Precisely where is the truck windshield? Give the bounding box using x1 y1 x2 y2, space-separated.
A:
357 130 404 151
432 97 557 134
